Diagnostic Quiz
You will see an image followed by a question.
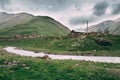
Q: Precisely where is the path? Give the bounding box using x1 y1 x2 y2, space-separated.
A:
4 47 120 63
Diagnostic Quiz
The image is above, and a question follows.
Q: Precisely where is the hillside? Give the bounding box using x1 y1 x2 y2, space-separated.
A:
88 19 120 35
0 12 70 36
0 12 34 29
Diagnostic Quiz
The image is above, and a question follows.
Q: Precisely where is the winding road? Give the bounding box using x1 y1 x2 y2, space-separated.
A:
4 47 120 63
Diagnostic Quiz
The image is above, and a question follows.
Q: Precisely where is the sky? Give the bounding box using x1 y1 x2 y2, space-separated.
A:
0 0 120 30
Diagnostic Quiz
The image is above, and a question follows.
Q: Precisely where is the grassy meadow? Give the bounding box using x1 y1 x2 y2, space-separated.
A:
0 46 120 80
0 34 120 56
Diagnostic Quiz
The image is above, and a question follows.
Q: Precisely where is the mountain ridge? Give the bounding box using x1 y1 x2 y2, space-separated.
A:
88 18 120 35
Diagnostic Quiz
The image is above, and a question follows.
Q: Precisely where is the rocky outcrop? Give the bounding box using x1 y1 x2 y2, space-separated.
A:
95 38 112 46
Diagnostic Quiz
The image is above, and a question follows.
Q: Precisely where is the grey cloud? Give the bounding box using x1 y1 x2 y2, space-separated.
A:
20 0 76 12
93 1 109 16
112 3 120 14
0 0 10 10
74 4 81 11
69 16 96 25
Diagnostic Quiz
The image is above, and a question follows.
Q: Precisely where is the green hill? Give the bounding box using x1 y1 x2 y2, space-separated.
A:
0 13 70 37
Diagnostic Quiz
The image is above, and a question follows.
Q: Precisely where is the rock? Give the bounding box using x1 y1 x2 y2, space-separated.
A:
8 62 12 65
13 61 17 64
93 50 96 52
75 64 79 66
22 64 27 67
24 67 30 69
14 35 23 39
34 51 39 53
95 38 112 46
43 55 50 59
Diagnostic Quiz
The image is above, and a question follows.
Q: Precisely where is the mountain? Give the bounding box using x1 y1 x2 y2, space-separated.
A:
0 12 34 29
88 19 120 35
0 12 70 36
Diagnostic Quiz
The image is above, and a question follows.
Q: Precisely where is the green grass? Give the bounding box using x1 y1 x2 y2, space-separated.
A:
0 16 70 37
0 47 120 80
0 34 120 56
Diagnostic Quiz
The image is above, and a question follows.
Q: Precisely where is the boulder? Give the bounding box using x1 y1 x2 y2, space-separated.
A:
95 38 112 46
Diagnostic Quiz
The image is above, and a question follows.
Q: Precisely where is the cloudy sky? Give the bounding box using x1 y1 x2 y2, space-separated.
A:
0 0 120 30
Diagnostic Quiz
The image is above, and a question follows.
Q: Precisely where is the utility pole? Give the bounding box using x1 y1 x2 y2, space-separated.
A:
86 21 88 36
84 21 88 49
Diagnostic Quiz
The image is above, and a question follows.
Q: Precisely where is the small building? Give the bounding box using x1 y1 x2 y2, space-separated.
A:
68 30 99 37
68 30 87 36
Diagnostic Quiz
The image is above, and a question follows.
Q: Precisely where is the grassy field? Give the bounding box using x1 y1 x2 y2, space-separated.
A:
0 46 120 80
0 34 120 56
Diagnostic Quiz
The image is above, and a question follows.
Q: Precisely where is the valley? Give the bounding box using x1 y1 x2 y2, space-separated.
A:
0 12 120 80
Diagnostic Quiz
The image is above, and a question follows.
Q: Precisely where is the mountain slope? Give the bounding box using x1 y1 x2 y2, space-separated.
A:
0 12 34 29
88 19 120 35
0 12 13 21
0 14 70 36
